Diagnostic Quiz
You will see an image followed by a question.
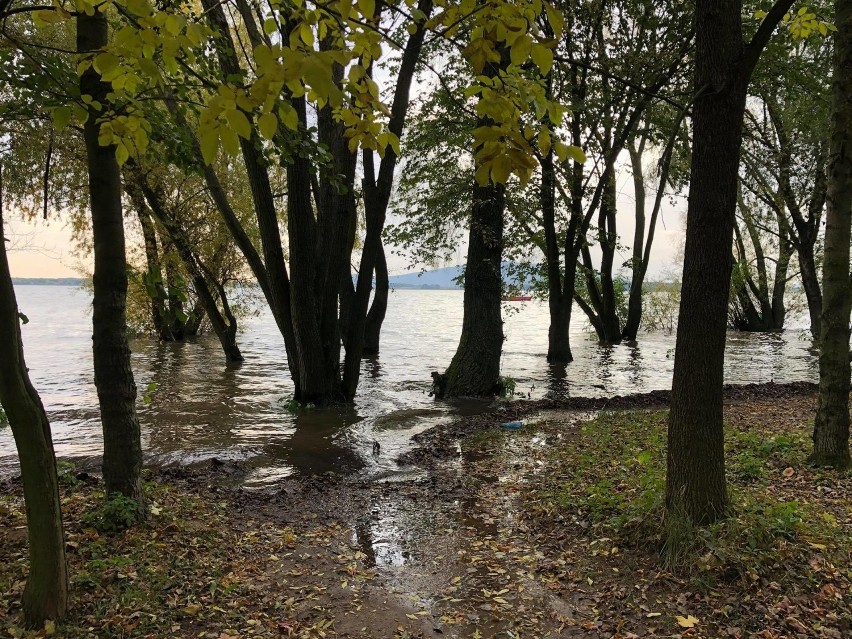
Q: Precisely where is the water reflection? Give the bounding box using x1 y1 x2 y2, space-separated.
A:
0 286 821 482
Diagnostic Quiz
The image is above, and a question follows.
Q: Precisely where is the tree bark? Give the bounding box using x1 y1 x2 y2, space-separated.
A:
78 11 145 510
811 0 852 468
0 186 68 627
363 244 389 356
666 0 796 524
341 0 432 398
132 198 169 338
541 143 573 363
441 180 505 397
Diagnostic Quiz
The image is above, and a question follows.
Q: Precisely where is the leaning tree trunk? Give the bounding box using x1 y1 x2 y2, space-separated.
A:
130 165 244 363
811 0 852 468
667 0 795 524
0 190 68 627
363 244 389 356
798 246 823 341
79 12 145 510
440 180 505 397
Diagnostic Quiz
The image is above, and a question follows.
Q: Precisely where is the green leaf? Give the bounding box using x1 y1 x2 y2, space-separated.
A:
220 126 241 156
357 0 376 19
52 107 72 131
566 144 586 164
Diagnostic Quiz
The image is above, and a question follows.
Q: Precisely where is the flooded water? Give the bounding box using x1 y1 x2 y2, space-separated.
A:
0 285 819 484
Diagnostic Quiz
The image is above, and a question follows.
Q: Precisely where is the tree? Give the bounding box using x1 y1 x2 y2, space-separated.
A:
78 8 146 510
666 0 797 524
738 28 832 339
811 0 852 468
0 172 68 627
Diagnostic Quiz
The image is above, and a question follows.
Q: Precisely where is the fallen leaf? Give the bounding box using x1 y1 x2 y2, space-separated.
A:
677 615 699 628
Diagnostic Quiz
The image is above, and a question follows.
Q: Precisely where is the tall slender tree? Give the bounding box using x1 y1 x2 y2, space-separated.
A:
811 0 852 468
78 10 145 510
0 173 68 627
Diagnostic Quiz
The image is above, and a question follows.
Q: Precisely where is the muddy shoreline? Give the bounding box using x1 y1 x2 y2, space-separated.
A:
398 380 820 467
4 379 847 638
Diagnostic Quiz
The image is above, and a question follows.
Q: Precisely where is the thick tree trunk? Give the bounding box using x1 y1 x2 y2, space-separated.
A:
624 142 647 341
79 11 145 510
363 244 389 356
668 0 748 524
0 200 68 627
200 0 302 391
441 182 505 397
812 0 852 468
770 225 792 329
598 173 622 343
341 0 432 398
667 0 797 523
288 97 337 404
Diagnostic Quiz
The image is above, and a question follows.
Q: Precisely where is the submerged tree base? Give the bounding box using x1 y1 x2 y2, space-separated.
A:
1 384 849 638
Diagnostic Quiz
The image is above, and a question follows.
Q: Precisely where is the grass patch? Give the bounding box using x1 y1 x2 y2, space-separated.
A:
527 410 850 582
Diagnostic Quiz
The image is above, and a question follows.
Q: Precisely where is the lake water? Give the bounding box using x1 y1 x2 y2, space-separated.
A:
0 285 819 484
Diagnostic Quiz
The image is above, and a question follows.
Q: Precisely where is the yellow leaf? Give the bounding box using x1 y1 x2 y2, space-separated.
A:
199 130 219 165
491 154 512 184
677 615 699 628
44 620 56 636
509 34 532 66
545 3 565 38
93 52 119 75
34 9 64 24
299 22 314 47
531 44 553 74
115 142 129 166
225 109 252 139
474 162 491 187
566 144 586 164
257 112 278 140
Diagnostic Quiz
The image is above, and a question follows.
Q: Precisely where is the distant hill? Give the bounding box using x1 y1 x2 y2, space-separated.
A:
388 266 464 289
12 278 85 286
387 264 537 290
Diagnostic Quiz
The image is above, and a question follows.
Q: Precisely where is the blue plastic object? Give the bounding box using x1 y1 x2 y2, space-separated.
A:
501 420 522 430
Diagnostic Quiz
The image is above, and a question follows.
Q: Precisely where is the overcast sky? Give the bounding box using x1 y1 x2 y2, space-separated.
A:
6 160 687 280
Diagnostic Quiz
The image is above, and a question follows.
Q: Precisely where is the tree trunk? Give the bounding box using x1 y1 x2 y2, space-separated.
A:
0 191 68 627
798 245 823 341
811 0 852 468
78 11 145 510
542 145 573 363
132 197 168 338
440 181 505 397
341 0 432 398
667 0 796 524
363 244 389 356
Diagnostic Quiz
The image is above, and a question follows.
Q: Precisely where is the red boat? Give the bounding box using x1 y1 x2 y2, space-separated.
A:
502 295 532 302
